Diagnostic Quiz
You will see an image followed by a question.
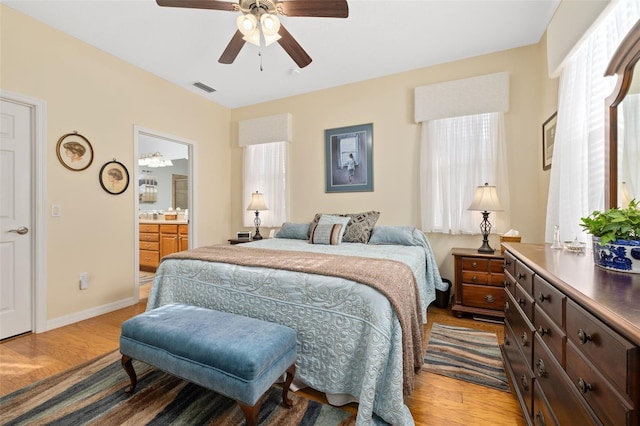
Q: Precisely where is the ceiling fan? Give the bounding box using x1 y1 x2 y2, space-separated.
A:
156 0 349 68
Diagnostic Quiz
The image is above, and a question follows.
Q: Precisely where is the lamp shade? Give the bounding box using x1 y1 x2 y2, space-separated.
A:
247 191 268 211
468 183 503 212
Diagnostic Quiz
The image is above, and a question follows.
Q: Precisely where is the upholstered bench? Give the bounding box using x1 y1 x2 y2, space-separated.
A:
119 303 297 426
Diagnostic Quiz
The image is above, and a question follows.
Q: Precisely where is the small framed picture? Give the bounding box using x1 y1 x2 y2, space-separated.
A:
542 112 557 171
99 160 129 195
56 131 94 171
325 123 373 193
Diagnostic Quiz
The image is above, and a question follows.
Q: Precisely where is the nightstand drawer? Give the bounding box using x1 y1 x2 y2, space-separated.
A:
461 257 490 271
461 283 505 310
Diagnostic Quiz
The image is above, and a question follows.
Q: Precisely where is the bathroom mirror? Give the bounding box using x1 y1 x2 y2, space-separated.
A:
605 20 640 209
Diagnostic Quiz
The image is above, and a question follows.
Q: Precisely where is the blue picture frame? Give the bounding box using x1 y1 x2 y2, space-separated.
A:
325 123 373 193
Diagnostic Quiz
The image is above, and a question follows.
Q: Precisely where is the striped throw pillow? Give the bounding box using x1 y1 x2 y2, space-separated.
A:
309 223 343 245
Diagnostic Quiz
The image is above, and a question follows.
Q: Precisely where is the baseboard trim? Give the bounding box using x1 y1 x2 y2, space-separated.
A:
45 298 137 332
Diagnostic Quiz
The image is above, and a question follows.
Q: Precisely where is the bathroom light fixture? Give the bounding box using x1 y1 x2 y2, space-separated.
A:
138 152 173 168
246 191 268 240
468 183 503 253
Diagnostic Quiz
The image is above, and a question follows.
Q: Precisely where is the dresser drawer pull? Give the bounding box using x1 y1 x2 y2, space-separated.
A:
521 332 528 347
517 298 526 306
504 301 510 312
517 272 526 280
520 374 529 390
538 326 549 337
535 411 546 426
577 328 592 344
535 359 546 377
504 259 511 267
484 294 495 303
471 275 478 282
504 334 510 346
472 261 478 269
577 378 592 394
504 280 510 287
538 293 549 303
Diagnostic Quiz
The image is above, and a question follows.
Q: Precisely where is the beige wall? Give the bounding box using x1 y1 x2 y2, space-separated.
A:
230 43 559 280
1 5 232 322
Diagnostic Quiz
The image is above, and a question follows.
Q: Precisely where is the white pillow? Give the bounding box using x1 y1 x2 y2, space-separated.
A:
317 214 350 242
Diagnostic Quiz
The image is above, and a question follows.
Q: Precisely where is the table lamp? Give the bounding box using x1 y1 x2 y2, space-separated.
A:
246 191 268 240
468 183 503 253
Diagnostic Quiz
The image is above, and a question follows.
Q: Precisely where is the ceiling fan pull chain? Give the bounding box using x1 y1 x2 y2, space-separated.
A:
259 49 263 71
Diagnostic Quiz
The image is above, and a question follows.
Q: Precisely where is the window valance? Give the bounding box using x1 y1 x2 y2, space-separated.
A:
239 113 292 146
414 72 509 123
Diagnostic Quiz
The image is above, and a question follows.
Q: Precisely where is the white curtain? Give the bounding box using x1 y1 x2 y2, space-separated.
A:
243 141 289 227
545 0 639 242
420 112 510 235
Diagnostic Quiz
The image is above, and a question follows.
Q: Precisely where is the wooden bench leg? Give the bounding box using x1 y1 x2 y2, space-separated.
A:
121 355 137 393
282 363 296 408
238 401 261 426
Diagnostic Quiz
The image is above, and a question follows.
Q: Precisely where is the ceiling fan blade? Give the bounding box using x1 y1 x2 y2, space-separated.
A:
277 25 312 68
156 0 236 12
278 0 348 18
219 30 246 64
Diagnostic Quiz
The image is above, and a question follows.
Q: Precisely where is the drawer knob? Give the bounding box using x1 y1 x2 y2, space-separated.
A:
484 294 495 303
504 301 510 312
520 374 529 391
535 411 546 426
471 275 478 282
535 358 546 377
538 293 549 303
517 298 526 306
538 326 549 337
517 272 526 280
472 261 478 268
504 259 511 266
577 328 592 344
521 332 528 347
504 280 510 287
504 335 510 346
577 378 592 394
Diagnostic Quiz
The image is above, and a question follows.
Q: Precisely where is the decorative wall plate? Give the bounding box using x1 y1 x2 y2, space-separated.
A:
56 131 93 171
99 160 129 195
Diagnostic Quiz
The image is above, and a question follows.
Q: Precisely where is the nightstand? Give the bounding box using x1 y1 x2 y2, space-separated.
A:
227 238 252 245
451 248 505 320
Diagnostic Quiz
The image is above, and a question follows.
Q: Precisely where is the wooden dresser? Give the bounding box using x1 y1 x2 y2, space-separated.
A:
502 243 640 425
139 222 188 272
451 248 505 319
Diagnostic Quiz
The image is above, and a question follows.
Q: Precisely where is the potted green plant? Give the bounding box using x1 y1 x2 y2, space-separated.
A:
579 199 640 273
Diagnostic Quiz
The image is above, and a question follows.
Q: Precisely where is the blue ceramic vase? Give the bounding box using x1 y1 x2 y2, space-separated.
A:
591 236 640 274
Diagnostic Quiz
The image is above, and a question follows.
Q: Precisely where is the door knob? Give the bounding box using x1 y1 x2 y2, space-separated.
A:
8 226 29 235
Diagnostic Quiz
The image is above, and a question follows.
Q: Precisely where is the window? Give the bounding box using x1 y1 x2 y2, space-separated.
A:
243 141 289 227
420 112 510 234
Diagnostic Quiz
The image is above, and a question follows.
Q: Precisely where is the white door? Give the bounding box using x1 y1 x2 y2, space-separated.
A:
0 99 33 339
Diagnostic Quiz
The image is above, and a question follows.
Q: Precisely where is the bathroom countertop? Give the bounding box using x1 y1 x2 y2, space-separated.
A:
139 219 188 225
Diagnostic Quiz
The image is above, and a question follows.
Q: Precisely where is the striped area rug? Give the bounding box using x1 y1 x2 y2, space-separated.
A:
0 351 356 426
422 323 510 392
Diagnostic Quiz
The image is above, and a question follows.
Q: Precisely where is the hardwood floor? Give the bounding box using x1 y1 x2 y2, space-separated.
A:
0 297 525 425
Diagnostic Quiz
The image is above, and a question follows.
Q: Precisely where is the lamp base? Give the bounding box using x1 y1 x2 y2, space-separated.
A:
477 241 495 254
253 228 263 240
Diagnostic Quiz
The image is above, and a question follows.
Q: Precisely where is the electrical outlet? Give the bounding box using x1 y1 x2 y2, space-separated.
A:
79 272 89 290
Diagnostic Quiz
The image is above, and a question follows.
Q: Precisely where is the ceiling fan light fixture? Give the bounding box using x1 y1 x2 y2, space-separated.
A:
260 14 280 35
237 13 257 35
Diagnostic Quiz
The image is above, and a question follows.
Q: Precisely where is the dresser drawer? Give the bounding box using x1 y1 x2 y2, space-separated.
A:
533 275 565 327
461 284 505 310
503 251 516 277
140 241 159 251
505 291 534 366
515 283 534 324
504 270 516 297
139 224 159 233
566 299 639 400
533 335 599 425
567 340 636 426
462 257 489 271
514 259 534 296
534 306 566 367
140 249 159 268
504 323 534 417
140 232 159 242
532 381 558 426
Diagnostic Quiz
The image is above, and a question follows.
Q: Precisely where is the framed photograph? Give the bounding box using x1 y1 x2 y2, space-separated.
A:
99 160 129 195
56 131 94 171
542 112 557 171
325 123 373 193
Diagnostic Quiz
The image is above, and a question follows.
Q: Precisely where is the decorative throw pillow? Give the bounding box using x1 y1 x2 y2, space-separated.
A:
369 226 416 246
309 211 380 243
317 214 350 242
309 223 343 245
274 222 311 240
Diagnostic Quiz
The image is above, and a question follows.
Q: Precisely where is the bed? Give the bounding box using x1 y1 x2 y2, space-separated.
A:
147 222 446 426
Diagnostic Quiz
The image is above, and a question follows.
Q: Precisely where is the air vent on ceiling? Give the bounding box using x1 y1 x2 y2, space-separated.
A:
193 82 216 93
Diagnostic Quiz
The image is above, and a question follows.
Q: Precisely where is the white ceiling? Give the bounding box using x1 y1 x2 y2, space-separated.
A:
3 0 560 109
